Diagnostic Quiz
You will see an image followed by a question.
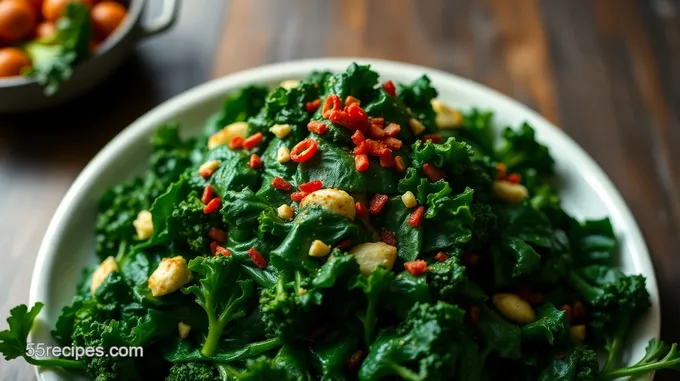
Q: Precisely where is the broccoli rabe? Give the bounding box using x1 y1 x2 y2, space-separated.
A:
166 362 219 381
427 256 486 303
169 191 222 253
538 346 599 381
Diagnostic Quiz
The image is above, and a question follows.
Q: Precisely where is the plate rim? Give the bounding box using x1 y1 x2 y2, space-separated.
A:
28 57 660 379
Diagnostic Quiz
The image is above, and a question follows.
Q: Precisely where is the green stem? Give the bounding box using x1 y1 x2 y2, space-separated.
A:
216 363 241 381
24 356 85 369
211 337 283 362
202 295 221 356
363 299 378 347
565 271 602 302
389 363 423 381
599 356 680 380
602 321 629 373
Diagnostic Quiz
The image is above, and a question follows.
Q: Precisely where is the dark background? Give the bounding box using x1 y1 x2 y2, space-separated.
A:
1 0 679 379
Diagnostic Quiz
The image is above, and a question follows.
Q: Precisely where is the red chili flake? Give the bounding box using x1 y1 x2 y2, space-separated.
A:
461 252 481 266
408 206 425 227
345 103 369 131
353 141 368 155
383 123 400 137
394 156 406 173
369 117 384 126
305 99 321 113
382 80 397 96
272 176 292 191
379 153 394 168
344 95 360 107
327 109 351 127
422 163 445 182
345 349 365 371
203 198 222 214
383 137 403 151
560 304 573 324
573 301 586 320
210 241 219 255
368 124 385 139
507 173 522 184
229 136 244 150
351 130 366 146
307 120 328 135
469 306 480 325
404 260 427 276
215 246 231 257
422 134 443 143
208 227 226 243
554 354 565 360
290 191 309 202
369 194 389 214
380 229 397 246
355 202 369 218
299 179 323 193
201 185 215 204
247 248 267 268
366 139 391 157
336 238 352 250
242 132 263 150
249 154 262 169
322 94 342 118
355 154 369 172
496 163 507 180
290 139 319 162
434 251 448 262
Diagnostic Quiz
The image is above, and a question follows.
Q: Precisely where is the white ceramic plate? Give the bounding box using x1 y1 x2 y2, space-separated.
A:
28 58 659 380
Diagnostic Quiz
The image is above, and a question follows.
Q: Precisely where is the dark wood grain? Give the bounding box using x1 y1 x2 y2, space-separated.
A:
2 0 680 380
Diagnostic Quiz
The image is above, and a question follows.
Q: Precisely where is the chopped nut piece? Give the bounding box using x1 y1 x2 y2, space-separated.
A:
279 79 299 90
431 99 463 129
277 204 295 221
401 191 417 208
178 322 191 339
270 124 292 139
90 256 118 295
350 242 397 276
300 189 356 220
408 118 426 135
208 122 248 149
492 293 536 324
199 160 220 178
133 210 153 240
148 256 193 297
492 180 529 204
277 146 291 163
309 240 332 257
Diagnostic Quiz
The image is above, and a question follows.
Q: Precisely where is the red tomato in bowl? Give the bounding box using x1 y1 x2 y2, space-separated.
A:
0 0 37 42
42 0 91 22
0 46 30 77
90 1 125 40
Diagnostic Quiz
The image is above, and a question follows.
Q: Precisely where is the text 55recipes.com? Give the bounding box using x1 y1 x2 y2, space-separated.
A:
26 343 143 361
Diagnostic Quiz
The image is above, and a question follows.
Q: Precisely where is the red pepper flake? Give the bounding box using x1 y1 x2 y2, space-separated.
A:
345 349 365 371
394 156 406 173
461 252 481 266
422 163 445 182
305 99 321 113
344 95 360 107
203 198 222 214
507 173 522 184
422 134 443 143
366 139 391 157
345 103 369 131
383 123 400 137
290 191 309 202
380 229 397 246
210 241 219 255
383 137 403 151
434 251 448 262
355 202 369 218
249 154 262 169
201 185 215 204
208 227 226 243
272 176 292 191
368 124 385 139
370 117 384 126
404 259 427 276
290 139 319 162
247 248 267 268
327 109 351 127
496 163 507 180
369 194 389 214
299 179 323 193
215 245 231 257
322 94 342 118
242 132 263 150
379 153 394 168
355 153 369 172
573 301 586 320
560 304 573 324
229 136 244 150
336 238 352 250
307 120 328 135
354 141 368 155
382 80 397 96
469 306 480 325
407 206 425 227
351 130 366 146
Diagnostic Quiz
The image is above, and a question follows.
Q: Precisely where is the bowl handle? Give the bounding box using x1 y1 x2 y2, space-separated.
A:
138 0 181 38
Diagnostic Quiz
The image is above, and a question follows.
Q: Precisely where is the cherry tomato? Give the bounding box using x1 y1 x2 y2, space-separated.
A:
27 0 43 14
0 0 36 41
0 47 30 77
35 20 54 38
42 0 92 22
90 1 125 40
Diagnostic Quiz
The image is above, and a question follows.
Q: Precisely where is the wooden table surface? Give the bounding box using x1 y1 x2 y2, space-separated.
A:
1 0 679 379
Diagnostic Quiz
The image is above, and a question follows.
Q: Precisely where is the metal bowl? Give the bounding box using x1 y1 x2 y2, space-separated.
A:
0 0 180 113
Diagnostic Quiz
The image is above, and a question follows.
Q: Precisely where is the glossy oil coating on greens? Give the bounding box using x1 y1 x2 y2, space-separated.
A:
2 63 680 381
